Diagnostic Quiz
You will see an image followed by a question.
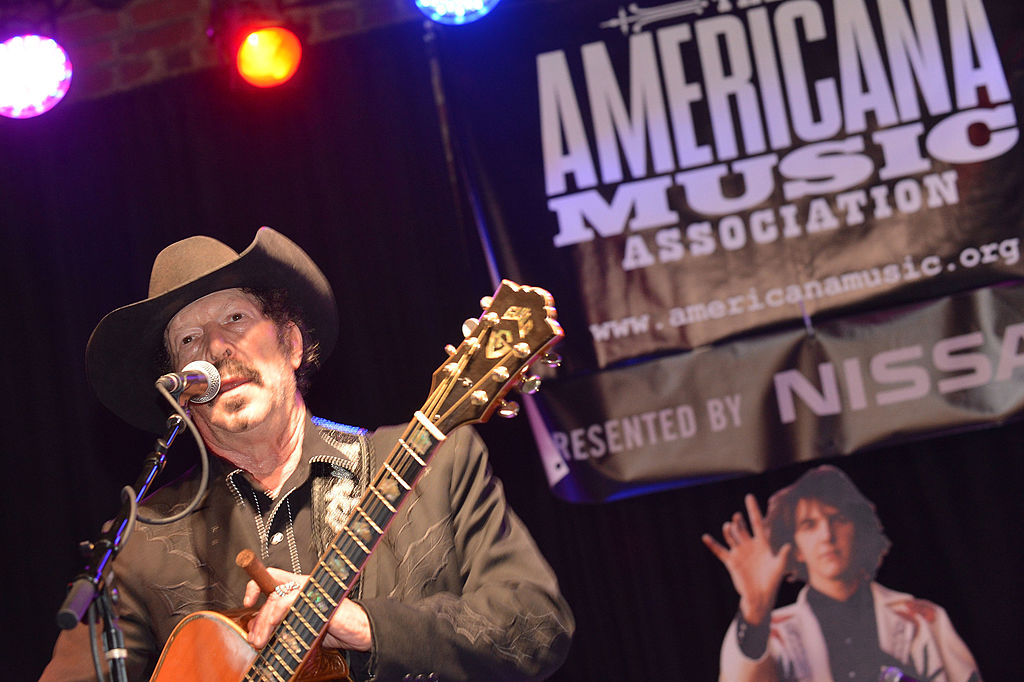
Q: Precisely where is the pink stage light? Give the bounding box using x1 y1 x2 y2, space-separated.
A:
0 34 73 119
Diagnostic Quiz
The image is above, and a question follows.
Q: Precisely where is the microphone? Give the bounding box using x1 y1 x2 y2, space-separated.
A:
156 360 221 403
880 667 922 682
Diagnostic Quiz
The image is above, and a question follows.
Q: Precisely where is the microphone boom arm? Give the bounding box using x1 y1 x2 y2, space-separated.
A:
56 414 186 632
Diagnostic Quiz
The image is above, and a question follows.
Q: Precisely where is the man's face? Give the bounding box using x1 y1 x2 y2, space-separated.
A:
165 288 302 434
792 498 857 587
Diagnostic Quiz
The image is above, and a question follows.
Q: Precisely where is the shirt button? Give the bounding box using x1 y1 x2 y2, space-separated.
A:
270 532 284 545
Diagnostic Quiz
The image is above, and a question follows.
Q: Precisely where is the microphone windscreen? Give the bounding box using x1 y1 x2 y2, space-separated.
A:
182 360 221 403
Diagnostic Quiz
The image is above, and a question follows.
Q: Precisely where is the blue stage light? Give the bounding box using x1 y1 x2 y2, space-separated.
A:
415 0 502 25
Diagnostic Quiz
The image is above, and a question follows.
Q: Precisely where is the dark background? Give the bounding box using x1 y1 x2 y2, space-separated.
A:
2 18 1021 681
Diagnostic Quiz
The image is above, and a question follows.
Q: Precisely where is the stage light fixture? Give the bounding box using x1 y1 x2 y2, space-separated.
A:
235 24 301 87
209 1 303 88
415 0 503 25
0 33 73 119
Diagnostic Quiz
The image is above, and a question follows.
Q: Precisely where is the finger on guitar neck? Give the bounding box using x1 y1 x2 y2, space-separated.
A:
235 549 280 596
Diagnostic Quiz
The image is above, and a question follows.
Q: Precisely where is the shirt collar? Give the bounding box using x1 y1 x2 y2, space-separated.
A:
224 412 360 497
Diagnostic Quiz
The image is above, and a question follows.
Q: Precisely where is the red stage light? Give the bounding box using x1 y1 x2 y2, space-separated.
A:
235 26 301 88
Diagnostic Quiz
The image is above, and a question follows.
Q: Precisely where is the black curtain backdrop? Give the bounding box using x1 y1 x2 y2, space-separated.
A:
1 18 1021 682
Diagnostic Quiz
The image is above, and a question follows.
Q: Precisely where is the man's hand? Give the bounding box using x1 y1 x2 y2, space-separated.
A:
243 566 373 652
701 494 792 625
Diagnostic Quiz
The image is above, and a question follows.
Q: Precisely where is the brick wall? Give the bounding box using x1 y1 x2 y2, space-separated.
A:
49 0 419 103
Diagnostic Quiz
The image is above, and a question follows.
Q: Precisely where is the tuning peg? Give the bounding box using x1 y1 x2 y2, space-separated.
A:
462 318 479 337
497 400 520 418
540 352 562 367
520 375 541 395
480 295 494 310
445 344 458 356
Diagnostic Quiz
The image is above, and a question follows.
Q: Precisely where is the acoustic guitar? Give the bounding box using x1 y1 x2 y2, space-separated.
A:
149 280 563 682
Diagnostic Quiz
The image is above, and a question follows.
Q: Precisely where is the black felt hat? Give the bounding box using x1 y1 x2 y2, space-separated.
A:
86 227 338 433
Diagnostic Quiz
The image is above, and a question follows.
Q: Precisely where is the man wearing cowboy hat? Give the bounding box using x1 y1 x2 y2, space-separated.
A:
41 228 574 681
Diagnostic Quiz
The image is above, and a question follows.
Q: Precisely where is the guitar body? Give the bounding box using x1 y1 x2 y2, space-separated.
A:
151 611 351 682
151 612 255 681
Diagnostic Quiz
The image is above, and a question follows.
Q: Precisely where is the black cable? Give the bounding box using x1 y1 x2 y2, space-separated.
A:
135 385 210 525
115 486 137 548
87 601 104 682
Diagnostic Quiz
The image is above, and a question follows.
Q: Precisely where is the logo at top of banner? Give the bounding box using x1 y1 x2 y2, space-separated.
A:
601 0 740 35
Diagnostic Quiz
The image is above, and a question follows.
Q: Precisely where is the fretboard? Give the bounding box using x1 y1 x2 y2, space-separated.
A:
242 412 445 681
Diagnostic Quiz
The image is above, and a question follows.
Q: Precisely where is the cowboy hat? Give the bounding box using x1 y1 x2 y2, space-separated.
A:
86 227 338 434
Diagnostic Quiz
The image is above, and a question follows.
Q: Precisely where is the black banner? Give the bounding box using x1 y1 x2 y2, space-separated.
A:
438 0 1024 500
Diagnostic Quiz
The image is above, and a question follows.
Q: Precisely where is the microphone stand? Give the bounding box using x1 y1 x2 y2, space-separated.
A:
97 583 127 680
55 414 185 681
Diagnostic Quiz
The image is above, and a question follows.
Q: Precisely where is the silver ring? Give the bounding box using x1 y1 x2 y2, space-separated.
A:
273 581 299 598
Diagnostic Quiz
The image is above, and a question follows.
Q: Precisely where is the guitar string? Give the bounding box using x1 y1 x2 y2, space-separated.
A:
337 337 520 552
260 418 506 677
255 422 436 675
258 296 555 676
259 436 446 670
254 389 454 671
254 337 527 677
259 446 481 674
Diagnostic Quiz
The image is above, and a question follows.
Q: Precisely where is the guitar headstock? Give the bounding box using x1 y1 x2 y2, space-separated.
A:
425 280 563 434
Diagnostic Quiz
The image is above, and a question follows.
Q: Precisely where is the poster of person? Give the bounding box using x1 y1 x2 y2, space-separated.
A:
702 465 981 681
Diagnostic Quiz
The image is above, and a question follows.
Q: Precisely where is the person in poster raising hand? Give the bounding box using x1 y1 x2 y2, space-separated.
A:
702 465 980 682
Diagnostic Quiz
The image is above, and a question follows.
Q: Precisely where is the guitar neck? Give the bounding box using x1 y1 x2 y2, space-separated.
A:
242 412 445 681
239 278 562 681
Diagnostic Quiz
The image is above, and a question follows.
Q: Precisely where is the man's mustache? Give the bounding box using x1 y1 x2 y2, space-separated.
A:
213 358 263 386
